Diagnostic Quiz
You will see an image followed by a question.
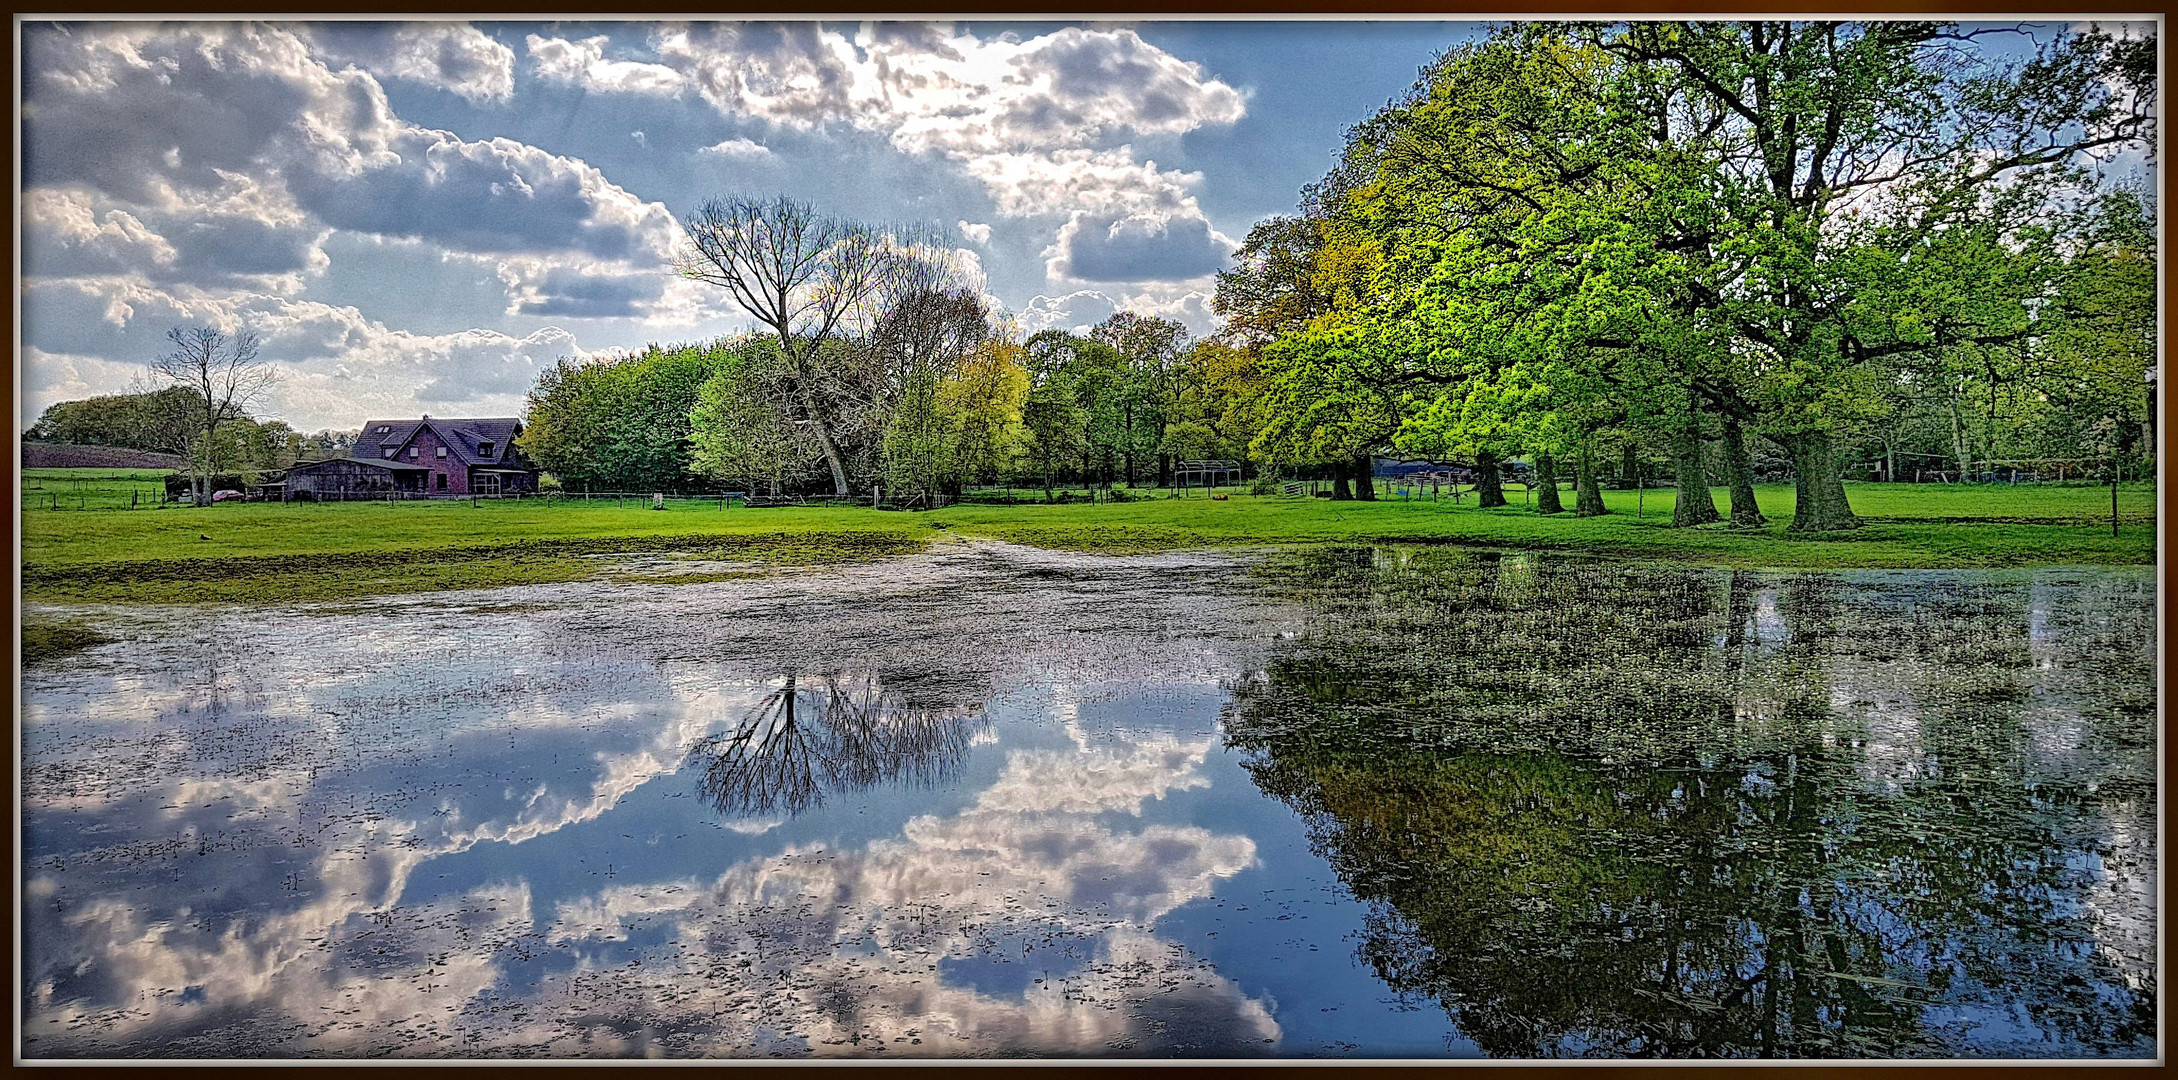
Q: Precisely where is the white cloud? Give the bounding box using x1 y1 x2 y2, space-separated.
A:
1015 284 1216 338
957 220 992 245
1044 209 1236 284
25 24 680 267
22 189 179 276
527 33 689 96
697 136 775 159
19 22 706 423
536 23 1246 227
306 22 516 104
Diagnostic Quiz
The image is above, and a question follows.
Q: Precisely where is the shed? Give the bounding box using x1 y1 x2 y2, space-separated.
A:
284 457 431 500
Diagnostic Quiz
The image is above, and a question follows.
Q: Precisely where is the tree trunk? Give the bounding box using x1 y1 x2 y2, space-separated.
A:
1534 451 1563 514
1619 442 1640 489
1780 431 1860 532
1718 416 1767 527
800 398 851 496
1574 442 1607 516
1475 449 1507 508
1329 459 1352 500
1671 400 1721 527
1351 452 1377 501
1949 396 1971 482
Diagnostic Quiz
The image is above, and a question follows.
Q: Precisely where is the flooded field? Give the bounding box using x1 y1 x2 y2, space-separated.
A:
19 541 2158 1059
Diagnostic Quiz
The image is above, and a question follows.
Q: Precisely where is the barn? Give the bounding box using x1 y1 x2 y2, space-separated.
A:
283 457 430 500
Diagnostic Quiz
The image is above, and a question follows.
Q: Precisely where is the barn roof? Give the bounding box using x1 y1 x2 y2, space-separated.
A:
353 417 524 469
289 455 430 473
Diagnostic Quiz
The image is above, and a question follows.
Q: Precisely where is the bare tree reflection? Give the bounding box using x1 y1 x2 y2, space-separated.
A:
686 670 987 818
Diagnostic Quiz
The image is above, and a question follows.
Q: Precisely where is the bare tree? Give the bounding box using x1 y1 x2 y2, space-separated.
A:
677 196 900 496
149 325 277 502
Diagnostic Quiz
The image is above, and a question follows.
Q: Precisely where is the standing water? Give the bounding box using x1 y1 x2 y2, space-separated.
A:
19 542 2157 1058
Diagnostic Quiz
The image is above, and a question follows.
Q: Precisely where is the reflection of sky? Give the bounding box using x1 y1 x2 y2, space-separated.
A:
18 546 1453 1058
18 554 2157 1059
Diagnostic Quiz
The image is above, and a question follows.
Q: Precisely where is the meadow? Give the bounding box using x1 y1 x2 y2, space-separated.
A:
20 467 176 511
18 470 2157 606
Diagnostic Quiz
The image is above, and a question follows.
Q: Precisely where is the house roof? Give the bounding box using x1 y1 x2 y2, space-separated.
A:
353 417 526 470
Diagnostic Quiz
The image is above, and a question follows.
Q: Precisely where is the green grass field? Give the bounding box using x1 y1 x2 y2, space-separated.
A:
18 476 2156 605
20 467 175 511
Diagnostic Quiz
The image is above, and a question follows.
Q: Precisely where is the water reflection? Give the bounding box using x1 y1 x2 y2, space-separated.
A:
19 548 1289 1059
686 670 987 818
1227 548 2157 1058
16 544 2156 1059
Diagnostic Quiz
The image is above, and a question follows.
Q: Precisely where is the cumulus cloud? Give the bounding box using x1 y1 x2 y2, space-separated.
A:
526 33 688 96
1045 210 1235 283
1015 284 1216 337
19 22 700 424
18 280 586 429
624 22 1246 160
697 136 774 159
528 23 1246 245
304 22 516 104
957 220 992 245
22 189 179 277
496 259 666 319
24 24 678 267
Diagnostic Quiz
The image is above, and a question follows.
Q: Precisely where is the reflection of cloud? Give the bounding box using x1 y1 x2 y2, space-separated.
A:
973 738 1211 817
22 546 1301 1057
527 732 1268 1055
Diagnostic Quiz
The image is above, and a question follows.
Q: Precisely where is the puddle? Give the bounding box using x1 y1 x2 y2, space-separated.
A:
18 543 2158 1058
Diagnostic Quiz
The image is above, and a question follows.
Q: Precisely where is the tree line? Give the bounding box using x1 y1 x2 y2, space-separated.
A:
517 195 1273 503
1225 20 2156 531
521 22 2153 525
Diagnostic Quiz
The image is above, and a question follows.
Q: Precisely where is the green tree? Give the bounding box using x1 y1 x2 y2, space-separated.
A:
687 337 813 494
520 341 724 492
941 341 1032 487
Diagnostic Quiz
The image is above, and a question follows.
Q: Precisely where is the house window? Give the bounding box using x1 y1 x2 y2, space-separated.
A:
409 448 418 459
376 426 389 434
382 449 395 459
478 441 495 458
436 446 447 458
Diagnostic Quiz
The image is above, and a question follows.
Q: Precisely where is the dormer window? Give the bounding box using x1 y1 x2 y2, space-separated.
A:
382 448 395 459
478 441 495 458
376 426 390 434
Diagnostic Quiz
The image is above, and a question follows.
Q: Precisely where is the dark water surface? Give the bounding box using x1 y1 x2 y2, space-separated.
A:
19 542 2157 1058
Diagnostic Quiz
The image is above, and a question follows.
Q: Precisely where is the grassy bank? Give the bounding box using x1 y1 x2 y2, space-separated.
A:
19 481 2156 605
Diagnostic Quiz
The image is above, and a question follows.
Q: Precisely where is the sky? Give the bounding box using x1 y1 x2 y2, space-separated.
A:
16 19 2153 435
17 18 1483 433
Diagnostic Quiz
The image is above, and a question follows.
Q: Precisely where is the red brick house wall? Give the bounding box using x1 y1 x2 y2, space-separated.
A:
394 424 470 494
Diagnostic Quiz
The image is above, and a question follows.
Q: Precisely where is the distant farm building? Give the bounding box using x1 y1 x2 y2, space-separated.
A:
284 416 538 500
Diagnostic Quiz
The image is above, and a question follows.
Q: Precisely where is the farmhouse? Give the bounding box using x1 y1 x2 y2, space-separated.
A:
285 416 538 499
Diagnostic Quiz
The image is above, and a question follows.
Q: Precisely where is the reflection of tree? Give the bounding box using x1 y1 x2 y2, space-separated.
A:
687 670 987 817
1229 547 2155 1058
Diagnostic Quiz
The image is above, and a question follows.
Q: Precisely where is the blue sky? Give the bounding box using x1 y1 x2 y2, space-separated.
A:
16 19 2152 434
18 19 1477 432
